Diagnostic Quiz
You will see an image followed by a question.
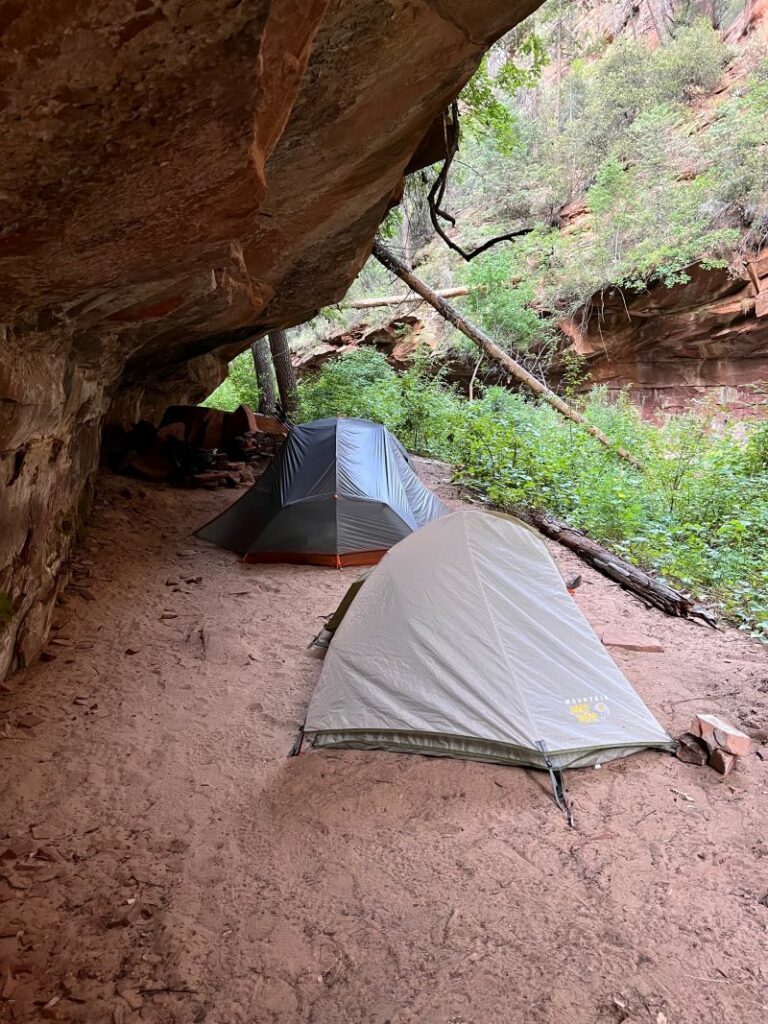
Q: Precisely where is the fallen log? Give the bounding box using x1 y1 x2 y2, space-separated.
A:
342 286 469 309
524 508 717 626
372 238 644 470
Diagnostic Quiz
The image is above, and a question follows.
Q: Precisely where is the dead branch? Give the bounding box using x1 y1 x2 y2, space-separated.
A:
426 102 533 261
524 508 717 626
371 238 645 469
342 287 469 309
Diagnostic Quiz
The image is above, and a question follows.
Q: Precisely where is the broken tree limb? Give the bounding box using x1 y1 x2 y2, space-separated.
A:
342 287 469 309
371 238 644 470
524 508 717 626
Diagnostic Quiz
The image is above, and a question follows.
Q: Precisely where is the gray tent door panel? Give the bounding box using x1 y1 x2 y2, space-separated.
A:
279 420 338 504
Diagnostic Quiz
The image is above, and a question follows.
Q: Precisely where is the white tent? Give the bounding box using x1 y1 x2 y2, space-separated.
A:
304 510 671 770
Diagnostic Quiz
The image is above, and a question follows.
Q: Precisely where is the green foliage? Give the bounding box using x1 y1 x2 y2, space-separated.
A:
461 248 550 352
203 350 262 412
0 592 13 627
706 60 768 248
295 349 463 457
296 350 405 430
652 19 731 99
453 388 768 637
460 36 548 155
435 15 752 321
298 352 768 638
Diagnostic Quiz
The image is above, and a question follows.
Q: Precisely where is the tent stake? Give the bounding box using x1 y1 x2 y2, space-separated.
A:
288 725 305 757
537 742 575 827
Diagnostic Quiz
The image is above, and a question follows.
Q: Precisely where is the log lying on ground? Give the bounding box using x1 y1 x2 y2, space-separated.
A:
525 508 717 626
342 286 469 309
372 238 644 470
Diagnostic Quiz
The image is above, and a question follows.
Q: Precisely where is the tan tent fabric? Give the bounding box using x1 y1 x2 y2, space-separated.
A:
305 510 671 770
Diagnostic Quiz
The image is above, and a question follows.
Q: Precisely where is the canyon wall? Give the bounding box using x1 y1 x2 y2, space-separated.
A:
559 254 768 417
0 0 538 677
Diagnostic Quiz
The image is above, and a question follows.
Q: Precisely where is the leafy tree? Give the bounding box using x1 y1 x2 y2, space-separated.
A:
202 350 261 412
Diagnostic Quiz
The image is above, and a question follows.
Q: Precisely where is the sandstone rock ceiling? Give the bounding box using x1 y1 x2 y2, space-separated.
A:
0 0 539 678
0 0 537 390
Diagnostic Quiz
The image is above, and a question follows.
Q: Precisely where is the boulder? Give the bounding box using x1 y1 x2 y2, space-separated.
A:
690 714 752 757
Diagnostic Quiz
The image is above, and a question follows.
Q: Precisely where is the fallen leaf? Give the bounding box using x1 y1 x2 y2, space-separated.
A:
670 788 694 803
115 983 143 1011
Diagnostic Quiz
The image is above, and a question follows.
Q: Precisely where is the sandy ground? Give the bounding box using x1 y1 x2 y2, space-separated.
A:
1 459 768 1024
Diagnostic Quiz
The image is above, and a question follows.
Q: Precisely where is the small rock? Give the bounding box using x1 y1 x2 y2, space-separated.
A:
1 963 16 999
690 713 751 757
61 974 88 1003
16 712 44 729
601 629 664 653
675 732 708 766
28 867 62 884
41 995 64 1019
35 846 63 864
107 901 142 928
709 748 737 776
0 870 30 890
0 838 36 859
124 649 139 657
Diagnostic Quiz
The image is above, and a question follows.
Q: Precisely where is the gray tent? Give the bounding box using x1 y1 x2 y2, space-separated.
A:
195 417 446 567
304 510 671 770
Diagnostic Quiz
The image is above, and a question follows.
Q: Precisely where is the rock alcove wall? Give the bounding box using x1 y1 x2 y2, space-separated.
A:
0 0 539 678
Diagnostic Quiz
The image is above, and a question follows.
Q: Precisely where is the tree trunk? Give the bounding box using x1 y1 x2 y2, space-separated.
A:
342 287 469 309
524 508 716 625
371 239 644 470
269 329 297 416
251 336 277 414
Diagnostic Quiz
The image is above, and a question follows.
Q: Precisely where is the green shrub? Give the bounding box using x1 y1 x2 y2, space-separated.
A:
203 350 261 412
299 354 768 638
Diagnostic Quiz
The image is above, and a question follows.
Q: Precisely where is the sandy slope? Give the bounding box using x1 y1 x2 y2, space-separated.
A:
1 460 767 1024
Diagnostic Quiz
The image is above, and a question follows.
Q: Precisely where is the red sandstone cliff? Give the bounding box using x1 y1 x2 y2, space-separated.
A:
0 0 538 678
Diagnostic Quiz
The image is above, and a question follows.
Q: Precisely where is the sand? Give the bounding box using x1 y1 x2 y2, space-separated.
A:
1 460 767 1024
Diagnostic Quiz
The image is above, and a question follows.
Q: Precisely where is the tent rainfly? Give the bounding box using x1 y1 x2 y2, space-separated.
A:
303 510 671 784
195 417 447 567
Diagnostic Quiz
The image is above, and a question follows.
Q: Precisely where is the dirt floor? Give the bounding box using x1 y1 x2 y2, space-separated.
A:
1 459 768 1024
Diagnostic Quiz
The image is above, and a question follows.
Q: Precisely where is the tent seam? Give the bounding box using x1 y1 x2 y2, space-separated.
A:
461 512 543 750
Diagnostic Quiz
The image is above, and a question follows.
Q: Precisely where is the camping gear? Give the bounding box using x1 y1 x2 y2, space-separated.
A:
195 417 447 567
302 510 671 787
